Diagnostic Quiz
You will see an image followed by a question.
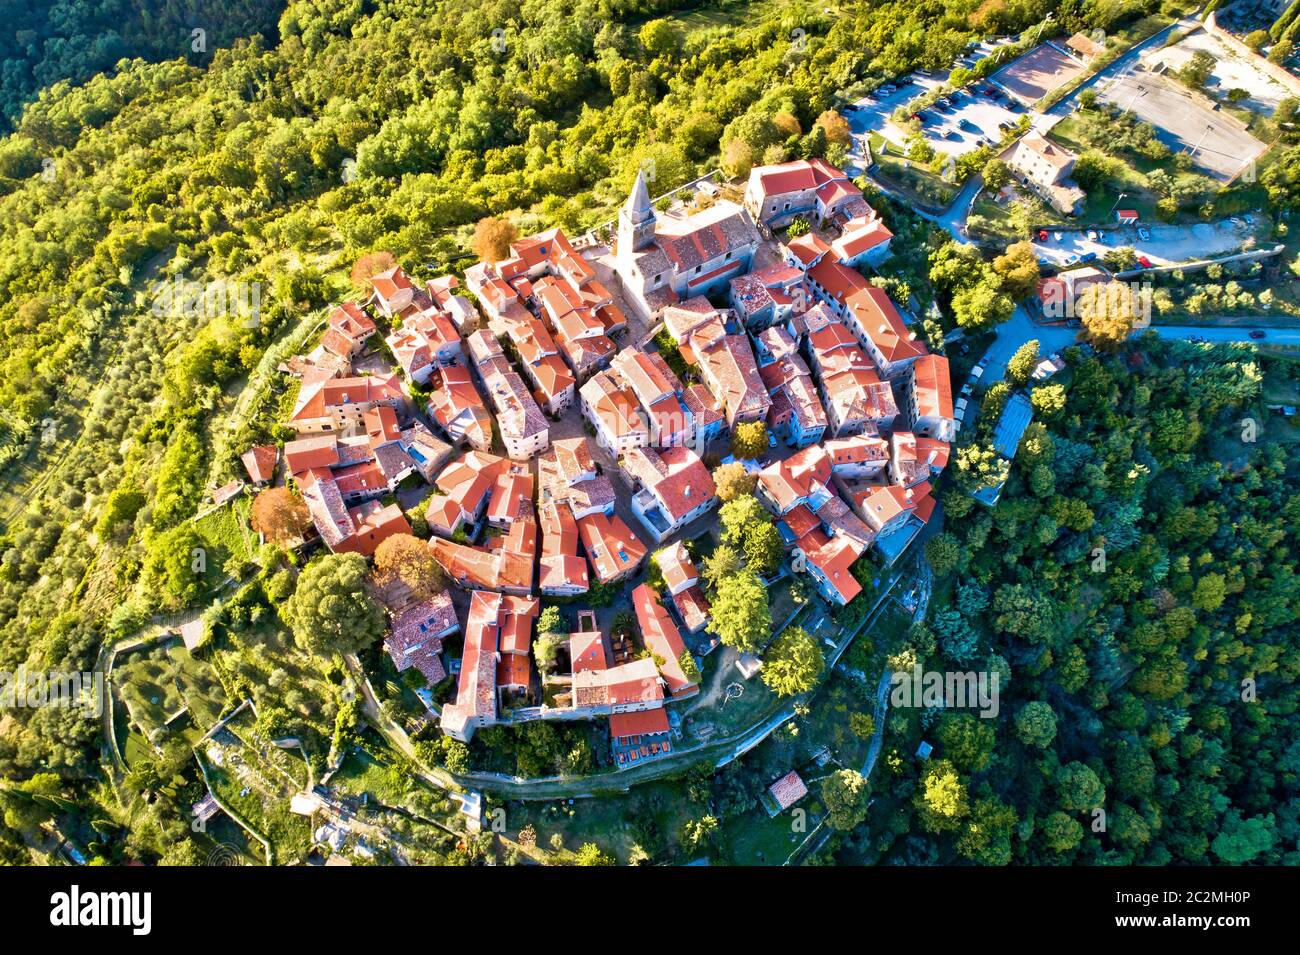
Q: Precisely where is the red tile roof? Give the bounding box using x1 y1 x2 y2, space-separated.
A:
609 708 670 739
633 584 697 697
241 444 278 484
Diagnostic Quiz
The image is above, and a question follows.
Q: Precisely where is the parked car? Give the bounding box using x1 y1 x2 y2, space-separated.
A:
1137 255 1153 269
768 432 778 448
916 68 933 77
1065 254 1081 265
1086 230 1097 241
1038 229 1049 241
1249 329 1267 339
1053 232 1063 242
1137 227 1151 241
959 118 977 131
1080 252 1098 263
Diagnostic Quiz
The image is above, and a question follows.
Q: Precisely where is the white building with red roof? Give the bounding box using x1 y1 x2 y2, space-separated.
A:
842 286 926 380
425 450 511 537
760 354 828 449
427 365 493 452
466 330 549 460
429 517 537 595
537 437 615 520
440 592 539 742
577 510 648 585
903 353 956 443
368 265 416 318
579 368 649 455
621 445 717 543
289 372 408 434
831 216 894 269
614 170 761 317
728 263 808 330
539 501 589 597
385 592 459 687
823 434 890 479
323 301 377 358
240 444 278 486
633 584 699 699
744 159 866 229
385 306 463 385
764 770 809 815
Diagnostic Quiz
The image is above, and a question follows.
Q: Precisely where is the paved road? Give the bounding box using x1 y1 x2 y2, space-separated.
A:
1150 325 1300 345
974 310 1298 389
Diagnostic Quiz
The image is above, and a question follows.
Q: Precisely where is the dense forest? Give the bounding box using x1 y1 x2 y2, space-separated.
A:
3 0 1290 866
888 338 1299 865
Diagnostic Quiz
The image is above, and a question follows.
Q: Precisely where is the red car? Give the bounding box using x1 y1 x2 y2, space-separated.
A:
1137 255 1153 269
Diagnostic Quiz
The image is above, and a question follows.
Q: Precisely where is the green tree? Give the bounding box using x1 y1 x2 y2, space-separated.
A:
1210 811 1277 864
574 842 615 866
1015 701 1057 748
731 421 769 460
639 18 685 59
925 532 961 576
1042 811 1084 853
992 242 1040 301
288 553 384 657
1006 339 1040 386
821 769 871 830
956 796 1018 866
914 759 969 832
719 494 770 546
1057 761 1105 813
761 626 824 696
744 521 784 576
982 157 1011 190
708 569 770 654
701 543 742 591
714 462 756 501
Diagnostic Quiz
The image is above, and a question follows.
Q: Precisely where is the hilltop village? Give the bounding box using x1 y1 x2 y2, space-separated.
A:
246 157 954 761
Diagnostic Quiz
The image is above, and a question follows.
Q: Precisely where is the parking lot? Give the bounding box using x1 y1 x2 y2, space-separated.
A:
1097 71 1266 182
847 76 1026 160
1031 218 1260 268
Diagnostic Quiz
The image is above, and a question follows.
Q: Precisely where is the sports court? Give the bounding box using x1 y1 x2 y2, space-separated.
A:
1098 72 1267 182
989 43 1087 106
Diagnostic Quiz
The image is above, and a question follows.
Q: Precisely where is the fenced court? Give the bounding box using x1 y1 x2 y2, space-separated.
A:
990 43 1087 105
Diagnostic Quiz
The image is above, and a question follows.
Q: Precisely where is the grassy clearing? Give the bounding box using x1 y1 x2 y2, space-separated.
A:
869 135 958 210
192 494 258 587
